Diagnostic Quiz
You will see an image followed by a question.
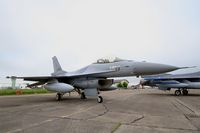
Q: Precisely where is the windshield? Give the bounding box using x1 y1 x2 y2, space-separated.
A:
95 56 124 64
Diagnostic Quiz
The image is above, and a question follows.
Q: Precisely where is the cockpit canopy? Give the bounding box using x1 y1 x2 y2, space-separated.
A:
95 56 124 64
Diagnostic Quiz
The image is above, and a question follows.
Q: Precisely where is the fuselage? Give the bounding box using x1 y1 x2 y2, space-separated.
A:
64 60 180 78
152 80 200 89
141 72 200 90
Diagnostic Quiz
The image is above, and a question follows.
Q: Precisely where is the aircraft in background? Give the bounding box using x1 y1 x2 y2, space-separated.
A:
7 56 185 103
140 71 200 96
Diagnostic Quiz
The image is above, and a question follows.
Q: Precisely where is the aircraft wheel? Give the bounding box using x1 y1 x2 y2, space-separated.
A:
175 90 181 96
97 96 103 103
182 90 188 95
56 93 62 101
81 92 86 99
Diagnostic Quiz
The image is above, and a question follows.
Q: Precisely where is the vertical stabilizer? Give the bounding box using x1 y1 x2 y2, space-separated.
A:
52 56 66 75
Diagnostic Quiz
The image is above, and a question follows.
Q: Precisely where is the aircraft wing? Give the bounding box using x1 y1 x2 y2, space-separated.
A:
7 76 53 82
7 69 116 82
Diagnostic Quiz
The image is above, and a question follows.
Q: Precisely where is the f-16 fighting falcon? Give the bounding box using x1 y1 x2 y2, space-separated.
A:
7 56 186 103
140 71 200 96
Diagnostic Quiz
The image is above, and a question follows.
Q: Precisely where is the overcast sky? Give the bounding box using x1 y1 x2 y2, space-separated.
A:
1 0 200 85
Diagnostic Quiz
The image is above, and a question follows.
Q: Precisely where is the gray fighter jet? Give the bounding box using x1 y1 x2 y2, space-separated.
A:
7 56 185 103
140 71 200 96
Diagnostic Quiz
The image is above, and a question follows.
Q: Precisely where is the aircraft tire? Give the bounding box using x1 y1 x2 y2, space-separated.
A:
182 90 188 95
56 93 62 101
175 90 181 96
97 96 103 103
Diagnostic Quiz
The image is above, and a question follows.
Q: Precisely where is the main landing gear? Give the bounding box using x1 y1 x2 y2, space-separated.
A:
97 96 103 103
81 92 87 99
174 89 188 96
97 89 103 103
80 92 103 103
56 93 63 101
57 88 104 103
182 89 188 95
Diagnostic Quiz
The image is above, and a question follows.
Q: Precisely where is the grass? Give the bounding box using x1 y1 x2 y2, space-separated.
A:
111 123 122 133
0 89 50 96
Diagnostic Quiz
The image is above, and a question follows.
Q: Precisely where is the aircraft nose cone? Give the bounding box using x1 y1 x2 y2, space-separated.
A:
134 62 180 75
154 64 179 73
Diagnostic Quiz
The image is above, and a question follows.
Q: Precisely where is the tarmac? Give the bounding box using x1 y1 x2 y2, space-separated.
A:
0 89 200 133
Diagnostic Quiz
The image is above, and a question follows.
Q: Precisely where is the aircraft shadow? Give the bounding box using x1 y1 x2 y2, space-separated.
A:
142 93 200 97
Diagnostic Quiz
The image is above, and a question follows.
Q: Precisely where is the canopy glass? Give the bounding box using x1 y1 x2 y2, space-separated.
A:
95 56 124 64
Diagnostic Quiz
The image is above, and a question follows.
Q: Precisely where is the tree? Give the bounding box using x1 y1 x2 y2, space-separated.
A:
122 81 128 88
117 81 128 88
117 82 123 88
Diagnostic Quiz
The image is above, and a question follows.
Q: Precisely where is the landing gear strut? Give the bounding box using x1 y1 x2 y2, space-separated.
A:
81 92 87 99
56 93 62 101
182 89 188 95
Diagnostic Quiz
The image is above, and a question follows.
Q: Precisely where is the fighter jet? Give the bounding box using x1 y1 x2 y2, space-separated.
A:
140 71 200 96
7 56 185 103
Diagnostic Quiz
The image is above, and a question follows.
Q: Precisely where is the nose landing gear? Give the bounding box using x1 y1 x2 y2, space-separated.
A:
174 89 188 96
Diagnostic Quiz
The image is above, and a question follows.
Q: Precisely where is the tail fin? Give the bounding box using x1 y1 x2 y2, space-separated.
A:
52 56 66 76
